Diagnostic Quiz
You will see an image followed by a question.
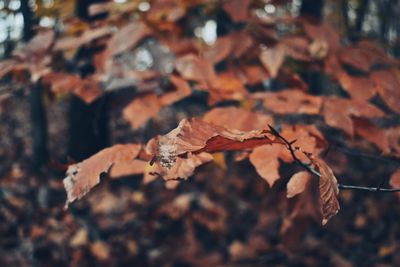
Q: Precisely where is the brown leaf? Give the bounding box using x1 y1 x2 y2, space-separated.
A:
202 35 232 64
256 89 322 114
175 54 216 83
287 171 312 198
371 68 400 113
259 45 285 78
146 118 281 170
338 46 374 73
249 144 282 187
322 97 385 136
337 72 377 102
14 30 54 60
353 118 391 154
311 157 340 225
123 75 191 129
109 160 147 178
123 93 162 130
147 152 213 180
203 106 273 131
54 26 113 51
107 21 152 56
303 22 340 53
222 0 251 22
159 75 192 106
63 144 142 207
42 73 101 104
208 72 248 105
281 36 312 62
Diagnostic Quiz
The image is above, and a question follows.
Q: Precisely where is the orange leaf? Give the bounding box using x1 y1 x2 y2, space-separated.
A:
203 106 273 131
63 144 142 208
259 45 285 78
287 171 311 198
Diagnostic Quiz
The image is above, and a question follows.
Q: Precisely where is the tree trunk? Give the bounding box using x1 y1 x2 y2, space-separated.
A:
30 81 48 170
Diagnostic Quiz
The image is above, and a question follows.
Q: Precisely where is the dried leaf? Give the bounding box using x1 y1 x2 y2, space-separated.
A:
203 106 273 131
222 0 251 22
249 144 282 187
287 171 311 198
148 152 213 180
123 94 162 130
338 46 374 73
208 73 248 105
159 75 192 106
371 68 400 113
303 22 340 53
322 97 385 136
257 89 322 114
260 45 286 78
109 160 147 178
146 118 281 171
107 21 152 56
14 30 54 60
175 54 216 83
63 144 142 207
312 157 340 225
337 72 377 101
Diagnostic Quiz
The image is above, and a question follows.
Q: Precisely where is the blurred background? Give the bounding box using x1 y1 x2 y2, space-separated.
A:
1 1 400 267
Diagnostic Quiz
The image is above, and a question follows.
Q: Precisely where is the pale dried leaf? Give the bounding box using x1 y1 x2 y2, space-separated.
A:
287 171 311 198
63 144 141 207
312 157 340 225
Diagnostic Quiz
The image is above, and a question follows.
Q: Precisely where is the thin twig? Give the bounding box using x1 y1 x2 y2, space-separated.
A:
267 125 400 194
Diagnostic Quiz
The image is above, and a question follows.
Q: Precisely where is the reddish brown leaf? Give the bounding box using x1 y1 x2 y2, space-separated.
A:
109 160 147 178
311 157 340 225
147 152 213 180
123 93 162 130
175 54 216 83
287 171 312 198
203 106 273 131
322 97 385 136
353 118 391 154
107 21 152 56
337 72 377 101
235 64 270 85
338 46 374 73
42 73 101 104
146 118 281 170
222 0 251 22
63 144 142 207
54 26 113 51
303 22 340 53
249 144 283 187
14 30 54 60
259 45 286 78
371 68 400 113
208 73 248 105
159 75 192 106
202 35 232 64
256 89 322 114
281 36 312 62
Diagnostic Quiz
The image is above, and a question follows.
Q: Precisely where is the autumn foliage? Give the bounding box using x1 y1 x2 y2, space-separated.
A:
1 0 400 265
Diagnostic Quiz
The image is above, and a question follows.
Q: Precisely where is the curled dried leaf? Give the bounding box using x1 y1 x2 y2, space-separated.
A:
311 157 340 225
63 144 142 208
